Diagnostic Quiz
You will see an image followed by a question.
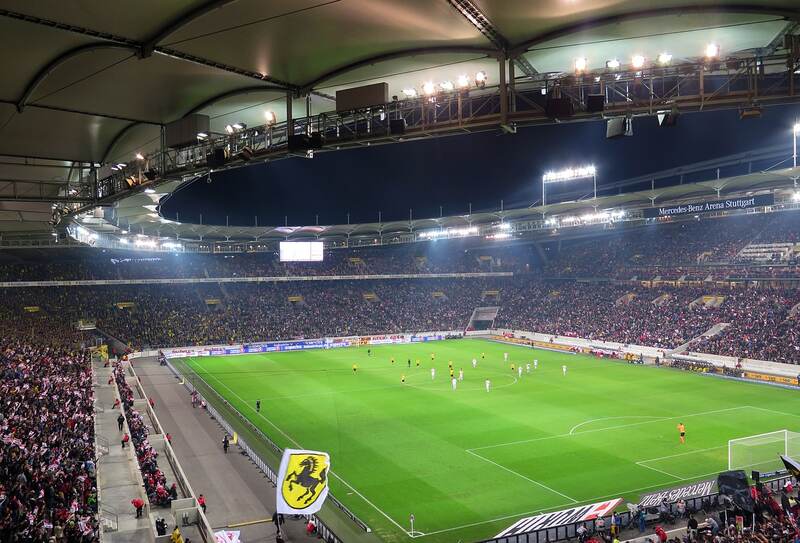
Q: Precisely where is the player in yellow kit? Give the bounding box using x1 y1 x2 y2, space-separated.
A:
677 422 686 444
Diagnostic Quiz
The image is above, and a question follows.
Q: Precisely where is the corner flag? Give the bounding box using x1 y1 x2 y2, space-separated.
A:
276 449 330 515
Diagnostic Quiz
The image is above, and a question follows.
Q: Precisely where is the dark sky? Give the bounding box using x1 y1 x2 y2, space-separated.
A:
160 103 800 226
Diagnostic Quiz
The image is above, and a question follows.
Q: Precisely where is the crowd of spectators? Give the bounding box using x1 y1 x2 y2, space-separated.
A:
0 339 98 541
112 361 177 508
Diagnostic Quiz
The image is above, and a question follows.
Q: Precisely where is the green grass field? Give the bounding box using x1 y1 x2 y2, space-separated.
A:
183 339 800 543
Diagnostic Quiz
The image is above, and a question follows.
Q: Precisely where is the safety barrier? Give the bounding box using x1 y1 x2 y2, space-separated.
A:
165 357 359 542
477 476 793 543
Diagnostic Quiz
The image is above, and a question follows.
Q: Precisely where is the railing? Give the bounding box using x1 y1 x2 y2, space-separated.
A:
87 52 800 211
478 476 793 543
100 506 119 533
165 357 357 542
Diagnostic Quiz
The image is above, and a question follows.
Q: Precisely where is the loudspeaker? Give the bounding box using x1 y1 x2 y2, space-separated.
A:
390 118 406 135
586 94 605 113
206 148 226 168
657 111 680 127
606 117 633 139
288 133 324 152
545 97 574 119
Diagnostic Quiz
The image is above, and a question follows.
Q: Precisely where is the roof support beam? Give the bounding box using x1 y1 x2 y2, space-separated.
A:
299 46 498 93
184 85 288 116
16 43 138 113
141 0 240 56
0 8 295 90
510 5 800 55
446 0 538 76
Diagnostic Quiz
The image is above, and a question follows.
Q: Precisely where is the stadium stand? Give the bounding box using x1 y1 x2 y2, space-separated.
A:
0 339 98 541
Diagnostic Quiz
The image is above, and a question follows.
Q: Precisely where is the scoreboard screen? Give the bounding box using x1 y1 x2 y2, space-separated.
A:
279 241 324 262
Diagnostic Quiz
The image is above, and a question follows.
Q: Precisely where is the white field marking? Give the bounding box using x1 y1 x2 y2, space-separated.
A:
634 462 683 480
189 359 413 536
466 449 578 503
416 469 727 538
569 416 664 435
636 445 726 465
468 406 750 452
747 405 800 419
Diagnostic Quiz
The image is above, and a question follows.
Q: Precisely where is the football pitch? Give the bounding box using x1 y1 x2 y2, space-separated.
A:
181 339 800 543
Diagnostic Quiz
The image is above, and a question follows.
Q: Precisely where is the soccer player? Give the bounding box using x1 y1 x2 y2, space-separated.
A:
256 400 261 413
525 363 531 373
677 422 686 444
562 364 567 376
391 357 395 365
449 368 455 378
518 366 523 378
458 368 464 381
431 368 436 380
485 379 491 392
367 348 371 357
451 377 457 390
448 361 453 370
504 352 509 362
416 359 420 368
511 363 516 373
430 353 435 362
407 359 411 368
401 375 406 384
352 363 358 373
472 357 477 368
481 352 485 360
534 359 538 370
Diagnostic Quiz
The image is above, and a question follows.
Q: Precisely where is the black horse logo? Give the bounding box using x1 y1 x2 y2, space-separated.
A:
285 455 328 506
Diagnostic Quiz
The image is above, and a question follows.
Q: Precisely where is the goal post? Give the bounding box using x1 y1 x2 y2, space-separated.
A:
728 429 800 472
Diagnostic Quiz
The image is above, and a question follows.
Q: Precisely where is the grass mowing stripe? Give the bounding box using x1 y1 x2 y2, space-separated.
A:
191 356 412 535
185 340 800 543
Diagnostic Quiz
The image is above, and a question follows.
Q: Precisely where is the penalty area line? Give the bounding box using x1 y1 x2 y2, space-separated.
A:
466 449 577 503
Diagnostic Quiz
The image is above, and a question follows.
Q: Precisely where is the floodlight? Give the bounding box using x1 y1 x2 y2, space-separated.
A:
475 71 487 83
794 192 800 202
264 111 276 125
631 55 645 69
606 59 620 69
135 153 144 160
542 165 596 182
440 81 454 92
225 124 234 134
705 43 720 58
402 88 417 98
793 123 800 134
422 81 436 95
574 57 588 72
232 122 246 131
657 52 673 65
457 74 470 88
196 132 208 140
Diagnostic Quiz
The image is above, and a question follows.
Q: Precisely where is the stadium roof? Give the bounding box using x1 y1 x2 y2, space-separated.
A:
1 1 800 235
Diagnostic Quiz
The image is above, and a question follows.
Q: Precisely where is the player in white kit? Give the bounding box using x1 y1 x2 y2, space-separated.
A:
534 359 538 369
503 352 508 362
517 366 523 378
485 379 491 392
562 364 567 376
472 358 477 368
526 363 531 373
431 368 435 380
451 377 457 390
458 368 464 381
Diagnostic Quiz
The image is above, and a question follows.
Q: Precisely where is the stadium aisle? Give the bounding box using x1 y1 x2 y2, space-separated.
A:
135 357 314 542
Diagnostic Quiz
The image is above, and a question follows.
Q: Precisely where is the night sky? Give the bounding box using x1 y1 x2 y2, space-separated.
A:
160 103 800 227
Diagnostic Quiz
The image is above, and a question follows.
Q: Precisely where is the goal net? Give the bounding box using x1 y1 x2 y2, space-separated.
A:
728 430 800 472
